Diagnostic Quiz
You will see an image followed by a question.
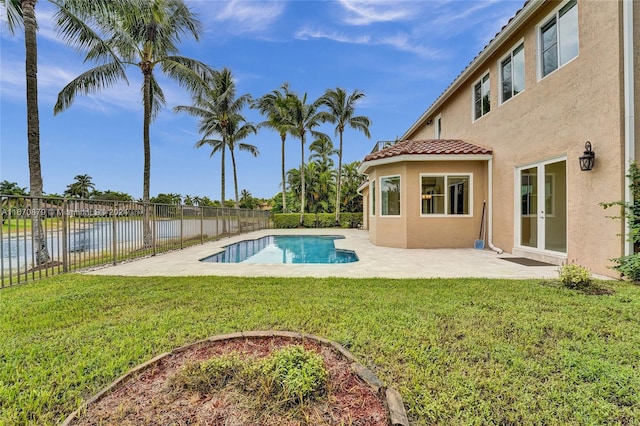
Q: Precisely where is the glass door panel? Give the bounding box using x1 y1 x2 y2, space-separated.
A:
544 161 566 252
520 167 538 247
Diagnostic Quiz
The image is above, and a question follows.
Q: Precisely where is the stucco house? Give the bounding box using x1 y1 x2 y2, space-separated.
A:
358 0 638 278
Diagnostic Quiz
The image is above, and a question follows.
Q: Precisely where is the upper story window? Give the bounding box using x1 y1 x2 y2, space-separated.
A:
380 175 401 216
473 73 490 120
539 0 578 78
500 42 525 103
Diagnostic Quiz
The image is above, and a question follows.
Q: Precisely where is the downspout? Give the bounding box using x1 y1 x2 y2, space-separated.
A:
487 157 504 254
623 0 635 256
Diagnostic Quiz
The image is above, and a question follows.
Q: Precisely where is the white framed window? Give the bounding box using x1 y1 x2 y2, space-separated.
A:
370 180 376 216
538 0 578 79
500 42 525 103
435 114 442 139
472 72 490 121
420 174 472 216
380 175 401 216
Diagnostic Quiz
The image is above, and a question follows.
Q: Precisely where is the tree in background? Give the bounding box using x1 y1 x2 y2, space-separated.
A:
225 117 258 208
64 174 95 198
175 68 251 213
319 88 370 223
285 91 329 225
253 83 294 213
339 161 364 213
54 0 212 248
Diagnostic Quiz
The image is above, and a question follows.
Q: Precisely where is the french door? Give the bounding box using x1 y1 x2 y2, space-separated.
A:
518 159 566 253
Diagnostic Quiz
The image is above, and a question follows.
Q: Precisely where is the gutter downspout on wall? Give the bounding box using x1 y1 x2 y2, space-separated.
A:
623 0 635 256
487 157 503 254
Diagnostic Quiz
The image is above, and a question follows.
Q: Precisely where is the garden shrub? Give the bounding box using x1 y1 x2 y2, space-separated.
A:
610 254 640 282
274 213 301 228
274 212 362 228
559 263 592 289
170 354 244 393
601 162 640 283
261 345 328 405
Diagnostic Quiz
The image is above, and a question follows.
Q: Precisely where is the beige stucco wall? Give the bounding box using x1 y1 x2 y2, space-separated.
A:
402 0 625 277
366 160 487 248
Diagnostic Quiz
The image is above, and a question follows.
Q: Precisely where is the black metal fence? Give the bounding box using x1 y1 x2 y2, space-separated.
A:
0 195 273 287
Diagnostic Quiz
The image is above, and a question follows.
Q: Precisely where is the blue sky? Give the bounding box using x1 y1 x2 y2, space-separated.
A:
0 0 523 201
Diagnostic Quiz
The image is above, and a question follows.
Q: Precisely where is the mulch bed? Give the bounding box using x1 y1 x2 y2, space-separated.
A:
67 336 390 425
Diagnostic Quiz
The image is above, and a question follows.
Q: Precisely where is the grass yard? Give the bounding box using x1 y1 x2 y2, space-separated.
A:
1 275 640 425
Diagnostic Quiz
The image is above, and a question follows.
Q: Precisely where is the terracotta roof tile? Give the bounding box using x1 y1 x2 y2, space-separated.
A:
364 139 492 161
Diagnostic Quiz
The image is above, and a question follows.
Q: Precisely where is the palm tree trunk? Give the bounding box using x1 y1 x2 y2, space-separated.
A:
24 0 50 265
335 131 343 225
281 134 286 213
300 135 305 226
230 148 239 209
221 131 227 233
142 69 153 248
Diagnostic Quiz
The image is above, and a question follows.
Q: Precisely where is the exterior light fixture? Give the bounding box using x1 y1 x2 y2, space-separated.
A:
579 141 595 171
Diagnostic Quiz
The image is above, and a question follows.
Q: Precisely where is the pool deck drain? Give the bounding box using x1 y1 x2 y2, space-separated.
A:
85 228 571 279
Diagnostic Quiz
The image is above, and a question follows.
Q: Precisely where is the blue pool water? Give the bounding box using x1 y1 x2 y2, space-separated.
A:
200 235 358 264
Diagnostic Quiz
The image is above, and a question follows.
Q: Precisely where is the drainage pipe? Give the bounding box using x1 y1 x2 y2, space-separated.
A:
623 0 636 256
487 157 504 254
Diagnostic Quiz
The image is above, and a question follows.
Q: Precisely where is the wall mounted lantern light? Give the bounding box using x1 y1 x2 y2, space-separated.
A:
579 141 595 171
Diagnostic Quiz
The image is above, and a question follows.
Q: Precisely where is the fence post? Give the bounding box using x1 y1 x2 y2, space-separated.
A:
180 204 184 249
62 199 68 273
200 206 204 244
112 202 118 265
152 204 157 256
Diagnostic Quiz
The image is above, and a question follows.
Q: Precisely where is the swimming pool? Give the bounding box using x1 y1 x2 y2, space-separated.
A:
200 235 359 264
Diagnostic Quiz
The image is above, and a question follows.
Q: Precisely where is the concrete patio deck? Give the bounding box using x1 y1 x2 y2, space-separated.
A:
85 228 570 280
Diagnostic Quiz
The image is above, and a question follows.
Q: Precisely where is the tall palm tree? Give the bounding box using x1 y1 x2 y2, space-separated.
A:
319 87 371 223
2 0 56 263
253 83 294 213
285 91 329 225
225 117 258 208
54 0 212 248
174 68 251 210
64 174 96 198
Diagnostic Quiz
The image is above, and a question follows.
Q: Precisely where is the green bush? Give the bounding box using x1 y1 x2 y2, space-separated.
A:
170 354 244 393
611 253 640 282
261 345 328 405
559 263 592 289
273 213 301 228
273 212 363 229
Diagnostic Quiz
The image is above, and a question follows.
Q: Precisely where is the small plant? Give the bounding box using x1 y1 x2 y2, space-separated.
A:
169 354 244 393
559 263 592 289
261 345 328 405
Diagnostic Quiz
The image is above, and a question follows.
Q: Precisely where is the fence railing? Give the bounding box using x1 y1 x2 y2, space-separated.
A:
1 195 273 287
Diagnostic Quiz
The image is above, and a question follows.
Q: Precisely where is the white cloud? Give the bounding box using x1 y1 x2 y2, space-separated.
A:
337 0 413 25
191 0 285 35
294 27 440 59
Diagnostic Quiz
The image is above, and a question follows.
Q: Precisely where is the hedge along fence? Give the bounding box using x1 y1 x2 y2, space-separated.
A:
274 213 363 229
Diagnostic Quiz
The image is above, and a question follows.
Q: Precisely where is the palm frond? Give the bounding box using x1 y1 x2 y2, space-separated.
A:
160 56 213 95
54 61 127 114
1 0 23 32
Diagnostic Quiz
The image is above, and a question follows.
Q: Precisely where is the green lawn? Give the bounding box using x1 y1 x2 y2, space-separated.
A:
1 275 639 425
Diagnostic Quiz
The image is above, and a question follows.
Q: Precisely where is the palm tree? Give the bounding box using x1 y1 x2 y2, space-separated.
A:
309 134 336 174
253 83 294 213
1 0 58 264
174 68 251 211
54 0 212 248
225 117 258 208
285 91 329 225
64 174 96 198
319 88 371 223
